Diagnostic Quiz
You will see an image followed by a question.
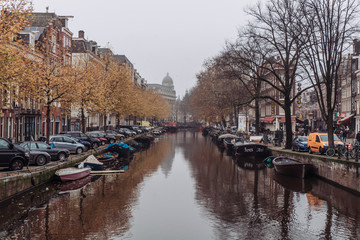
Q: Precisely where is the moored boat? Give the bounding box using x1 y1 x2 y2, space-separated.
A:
55 167 91 182
272 157 316 178
223 137 243 152
96 152 118 163
83 155 104 170
234 142 269 157
59 175 92 191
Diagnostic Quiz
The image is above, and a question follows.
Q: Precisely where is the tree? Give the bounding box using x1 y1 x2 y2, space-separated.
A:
299 0 359 147
238 0 309 149
0 0 32 108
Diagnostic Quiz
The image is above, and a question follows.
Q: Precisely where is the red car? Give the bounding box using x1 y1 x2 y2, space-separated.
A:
87 133 108 145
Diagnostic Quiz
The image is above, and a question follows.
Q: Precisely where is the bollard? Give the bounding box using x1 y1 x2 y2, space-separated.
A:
346 144 349 161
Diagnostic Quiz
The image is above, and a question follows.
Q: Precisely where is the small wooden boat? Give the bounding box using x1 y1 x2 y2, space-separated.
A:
55 167 91 182
59 175 92 191
272 157 316 178
83 155 104 170
234 142 269 157
96 152 118 163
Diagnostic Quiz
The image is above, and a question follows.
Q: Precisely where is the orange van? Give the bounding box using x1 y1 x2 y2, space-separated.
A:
307 133 344 154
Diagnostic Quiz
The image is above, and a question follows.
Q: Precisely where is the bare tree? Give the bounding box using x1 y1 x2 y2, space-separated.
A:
300 0 359 148
226 0 310 149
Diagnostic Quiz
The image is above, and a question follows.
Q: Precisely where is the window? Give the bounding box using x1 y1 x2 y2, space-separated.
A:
52 137 63 142
64 137 74 143
0 139 9 149
37 143 49 149
30 142 37 149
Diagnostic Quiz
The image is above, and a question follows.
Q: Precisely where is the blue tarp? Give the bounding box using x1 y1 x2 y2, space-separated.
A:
106 142 134 151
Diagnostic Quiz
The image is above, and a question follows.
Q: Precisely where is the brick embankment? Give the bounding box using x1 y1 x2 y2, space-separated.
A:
270 146 360 194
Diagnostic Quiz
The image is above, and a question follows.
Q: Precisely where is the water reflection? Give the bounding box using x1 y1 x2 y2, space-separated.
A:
1 132 360 239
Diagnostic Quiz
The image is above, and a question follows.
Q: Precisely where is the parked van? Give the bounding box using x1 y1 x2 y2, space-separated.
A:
307 133 343 154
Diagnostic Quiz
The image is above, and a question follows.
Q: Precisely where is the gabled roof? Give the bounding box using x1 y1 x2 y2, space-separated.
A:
30 12 57 27
72 39 87 53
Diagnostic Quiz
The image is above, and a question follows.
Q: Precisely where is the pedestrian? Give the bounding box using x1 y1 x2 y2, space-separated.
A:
343 129 347 143
340 130 344 142
356 130 360 145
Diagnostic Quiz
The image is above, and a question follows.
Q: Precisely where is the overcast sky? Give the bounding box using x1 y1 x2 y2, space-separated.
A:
32 0 253 97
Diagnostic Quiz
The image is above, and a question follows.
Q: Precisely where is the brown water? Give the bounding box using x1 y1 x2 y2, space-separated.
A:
1 131 360 239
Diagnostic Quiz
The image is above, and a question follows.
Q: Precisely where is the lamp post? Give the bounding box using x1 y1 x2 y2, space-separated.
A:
308 112 314 133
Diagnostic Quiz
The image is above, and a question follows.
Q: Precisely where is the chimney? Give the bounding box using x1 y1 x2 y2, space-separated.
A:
79 30 85 39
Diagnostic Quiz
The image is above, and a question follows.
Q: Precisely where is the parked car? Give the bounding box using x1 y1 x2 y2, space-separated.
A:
116 128 132 138
152 129 161 136
291 136 308 152
120 125 141 134
0 137 29 170
87 133 108 145
28 150 51 166
131 126 143 134
19 141 70 161
105 130 125 141
88 131 116 144
60 131 101 149
307 133 343 154
49 135 86 154
66 136 91 151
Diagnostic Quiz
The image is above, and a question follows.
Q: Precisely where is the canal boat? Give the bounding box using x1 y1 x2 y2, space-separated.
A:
59 175 92 191
272 157 316 178
234 142 269 157
83 155 104 170
55 167 91 182
223 137 243 152
97 152 118 163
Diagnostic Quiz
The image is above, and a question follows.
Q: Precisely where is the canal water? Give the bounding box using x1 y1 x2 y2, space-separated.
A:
1 131 360 239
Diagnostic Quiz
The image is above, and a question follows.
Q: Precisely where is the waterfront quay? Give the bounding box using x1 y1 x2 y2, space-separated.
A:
270 146 360 194
0 145 107 202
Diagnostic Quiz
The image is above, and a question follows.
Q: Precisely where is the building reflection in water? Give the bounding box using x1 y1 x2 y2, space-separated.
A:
2 139 172 239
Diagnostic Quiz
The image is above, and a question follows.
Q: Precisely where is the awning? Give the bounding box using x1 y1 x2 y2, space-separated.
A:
280 117 296 122
261 117 275 123
338 114 355 125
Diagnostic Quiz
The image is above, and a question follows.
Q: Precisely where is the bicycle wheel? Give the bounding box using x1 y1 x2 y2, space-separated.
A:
326 148 335 157
350 148 359 159
339 146 346 156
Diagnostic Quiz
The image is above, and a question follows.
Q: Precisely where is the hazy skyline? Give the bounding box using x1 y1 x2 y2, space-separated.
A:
31 0 253 97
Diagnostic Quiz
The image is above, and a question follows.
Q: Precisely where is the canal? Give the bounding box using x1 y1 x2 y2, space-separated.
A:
1 131 360 239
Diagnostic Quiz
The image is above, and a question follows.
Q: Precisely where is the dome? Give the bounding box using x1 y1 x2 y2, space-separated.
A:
162 73 174 87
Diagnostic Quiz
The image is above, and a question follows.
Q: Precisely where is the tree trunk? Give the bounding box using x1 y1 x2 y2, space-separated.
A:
222 116 227 128
234 105 238 127
327 110 334 148
255 99 260 135
46 105 51 144
103 114 107 132
81 107 86 133
284 105 293 149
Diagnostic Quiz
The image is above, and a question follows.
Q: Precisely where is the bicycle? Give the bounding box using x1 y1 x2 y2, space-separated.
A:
326 144 348 157
350 142 360 158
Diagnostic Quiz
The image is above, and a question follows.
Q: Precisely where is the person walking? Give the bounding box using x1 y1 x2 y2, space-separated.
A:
343 129 347 143
356 130 360 145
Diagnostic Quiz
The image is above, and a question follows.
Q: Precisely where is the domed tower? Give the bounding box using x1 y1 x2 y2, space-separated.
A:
162 73 174 89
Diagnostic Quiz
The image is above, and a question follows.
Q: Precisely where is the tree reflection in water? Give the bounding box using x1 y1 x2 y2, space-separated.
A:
2 132 360 239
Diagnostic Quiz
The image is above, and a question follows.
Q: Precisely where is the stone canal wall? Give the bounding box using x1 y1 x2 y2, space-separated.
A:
0 149 106 202
270 147 360 194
